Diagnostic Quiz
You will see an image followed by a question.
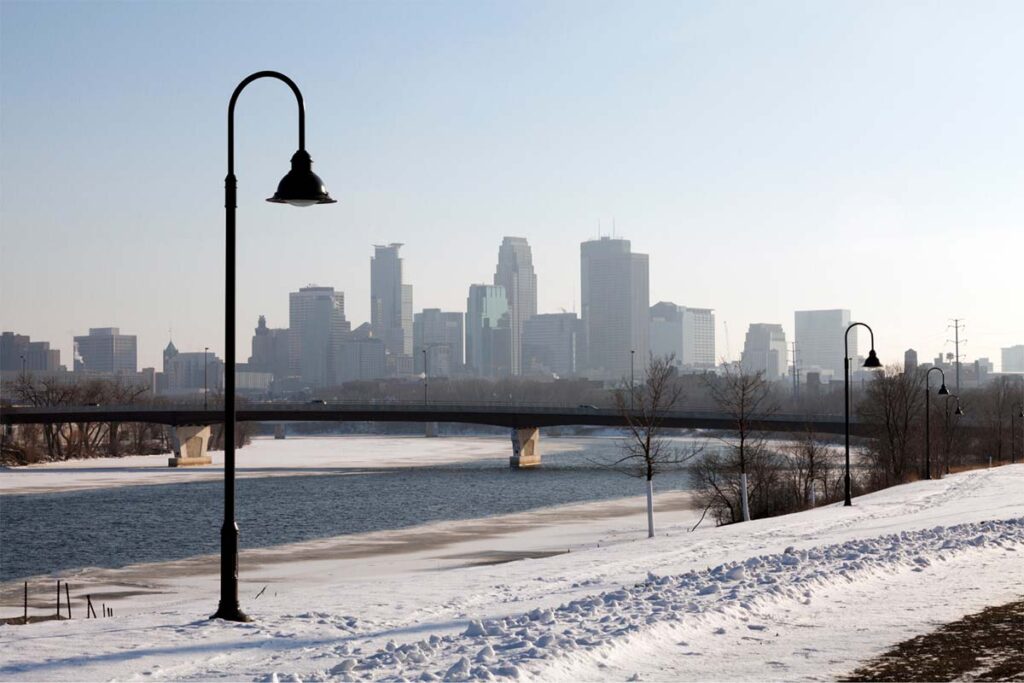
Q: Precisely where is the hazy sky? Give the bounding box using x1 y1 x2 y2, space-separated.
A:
2 0 1022 370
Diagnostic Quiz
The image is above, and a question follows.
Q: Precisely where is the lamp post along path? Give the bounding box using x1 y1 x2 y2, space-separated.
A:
925 368 946 481
214 71 335 623
843 322 881 507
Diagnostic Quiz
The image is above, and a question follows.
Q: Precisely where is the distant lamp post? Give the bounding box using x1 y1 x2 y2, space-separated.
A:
943 393 965 475
204 347 210 410
924 366 949 480
843 322 882 506
422 348 428 405
19 354 26 377
213 71 335 623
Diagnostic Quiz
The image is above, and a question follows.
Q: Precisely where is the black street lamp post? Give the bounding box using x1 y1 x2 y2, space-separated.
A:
944 393 965 475
843 322 882 506
213 71 335 623
924 366 949 480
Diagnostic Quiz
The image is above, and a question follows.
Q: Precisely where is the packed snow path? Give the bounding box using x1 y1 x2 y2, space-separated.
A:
322 518 1024 681
1 464 1021 682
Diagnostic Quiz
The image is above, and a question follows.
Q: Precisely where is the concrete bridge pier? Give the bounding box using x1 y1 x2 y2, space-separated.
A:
510 427 541 468
168 425 213 467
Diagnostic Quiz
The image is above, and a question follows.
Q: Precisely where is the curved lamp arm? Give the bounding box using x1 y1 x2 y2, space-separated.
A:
844 321 875 364
228 71 305 175
925 365 946 389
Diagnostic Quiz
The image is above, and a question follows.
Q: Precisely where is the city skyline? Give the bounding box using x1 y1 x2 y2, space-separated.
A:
2 2 1023 370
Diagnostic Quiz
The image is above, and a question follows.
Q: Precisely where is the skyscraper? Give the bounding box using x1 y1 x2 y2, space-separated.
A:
289 285 349 387
370 243 413 362
466 284 509 377
1002 345 1024 373
0 331 61 372
413 309 464 377
493 237 537 376
73 327 137 374
740 323 788 379
522 313 581 377
794 309 853 379
249 315 297 381
649 302 716 370
580 237 649 381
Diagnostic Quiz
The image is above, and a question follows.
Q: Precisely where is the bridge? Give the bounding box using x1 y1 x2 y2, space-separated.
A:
0 402 862 468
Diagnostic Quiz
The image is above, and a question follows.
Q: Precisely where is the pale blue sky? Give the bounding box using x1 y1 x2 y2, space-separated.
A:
2 0 1022 370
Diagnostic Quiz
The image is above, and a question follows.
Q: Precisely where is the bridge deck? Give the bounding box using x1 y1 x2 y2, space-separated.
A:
1 402 865 436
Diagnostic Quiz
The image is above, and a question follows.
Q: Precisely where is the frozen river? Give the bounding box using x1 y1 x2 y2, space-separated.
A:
0 436 699 581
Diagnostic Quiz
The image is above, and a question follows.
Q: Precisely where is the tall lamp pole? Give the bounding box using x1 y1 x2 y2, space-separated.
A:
213 71 335 623
19 354 26 377
844 322 882 506
924 366 949 480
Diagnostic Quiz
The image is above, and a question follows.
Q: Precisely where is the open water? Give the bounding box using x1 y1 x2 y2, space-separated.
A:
0 445 696 582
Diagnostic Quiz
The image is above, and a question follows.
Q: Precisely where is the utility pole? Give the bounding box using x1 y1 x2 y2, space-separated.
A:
947 319 966 395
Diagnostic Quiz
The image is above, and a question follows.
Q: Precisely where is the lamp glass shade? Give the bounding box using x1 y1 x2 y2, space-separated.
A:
863 349 882 368
267 150 336 206
955 404 965 416
937 383 950 396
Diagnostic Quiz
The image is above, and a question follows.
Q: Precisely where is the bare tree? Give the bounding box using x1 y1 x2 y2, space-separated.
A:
705 362 777 521
858 366 923 487
786 430 843 508
611 354 699 538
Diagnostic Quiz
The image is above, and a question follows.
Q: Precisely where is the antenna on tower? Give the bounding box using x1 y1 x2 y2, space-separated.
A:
612 217 616 238
597 219 602 238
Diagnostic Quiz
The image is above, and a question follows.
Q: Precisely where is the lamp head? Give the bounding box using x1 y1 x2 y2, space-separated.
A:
955 404 965 416
267 150 336 206
863 349 882 368
1018 408 1024 418
937 383 949 396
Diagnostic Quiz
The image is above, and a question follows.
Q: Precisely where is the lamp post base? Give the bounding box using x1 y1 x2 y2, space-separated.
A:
211 521 251 622
211 603 252 623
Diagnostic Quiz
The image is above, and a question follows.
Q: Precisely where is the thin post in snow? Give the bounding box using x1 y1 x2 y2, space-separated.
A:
23 582 27 624
65 583 71 619
55 580 61 620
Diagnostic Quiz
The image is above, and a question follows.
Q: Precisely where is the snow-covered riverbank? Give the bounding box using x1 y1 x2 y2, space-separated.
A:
0 435 589 495
1 460 1020 681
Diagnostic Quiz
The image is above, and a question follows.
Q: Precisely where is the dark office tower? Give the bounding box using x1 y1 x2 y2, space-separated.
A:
1 331 61 372
289 285 350 387
249 315 298 381
522 313 581 377
413 309 465 377
493 237 537 376
370 244 413 365
580 237 649 381
73 327 137 374
904 348 919 374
